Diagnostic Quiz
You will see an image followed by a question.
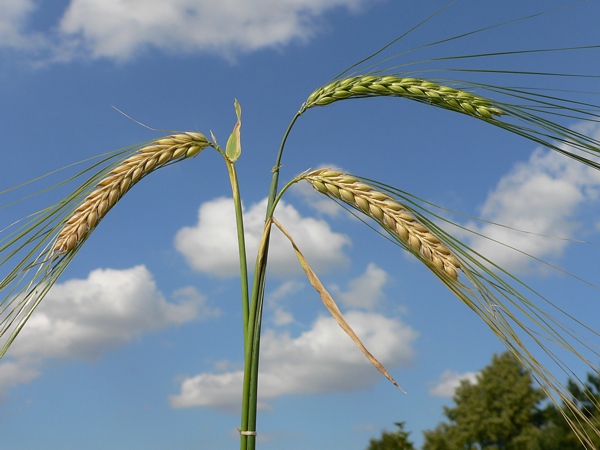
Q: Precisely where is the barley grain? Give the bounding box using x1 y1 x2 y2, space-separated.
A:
304 76 503 119
52 132 210 255
304 169 461 279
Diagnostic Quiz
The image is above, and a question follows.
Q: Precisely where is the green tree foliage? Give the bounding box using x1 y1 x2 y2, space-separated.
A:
367 422 415 450
422 352 600 449
539 372 600 450
422 352 548 450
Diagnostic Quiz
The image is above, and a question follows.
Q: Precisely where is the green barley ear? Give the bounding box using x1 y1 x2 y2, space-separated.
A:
302 75 504 119
300 72 600 175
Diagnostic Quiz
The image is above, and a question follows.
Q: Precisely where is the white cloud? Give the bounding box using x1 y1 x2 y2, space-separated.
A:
3 0 371 62
331 262 389 310
429 369 478 397
171 286 222 321
267 280 305 304
174 197 350 278
170 311 418 411
465 123 600 273
0 358 41 390
266 280 305 326
0 265 216 391
272 309 294 326
0 0 46 50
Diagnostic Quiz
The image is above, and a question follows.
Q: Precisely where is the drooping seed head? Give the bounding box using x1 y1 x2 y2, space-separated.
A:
52 132 211 255
304 168 461 279
304 76 504 120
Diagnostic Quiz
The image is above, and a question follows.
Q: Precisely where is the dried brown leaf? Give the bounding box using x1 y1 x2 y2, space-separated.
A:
272 217 404 393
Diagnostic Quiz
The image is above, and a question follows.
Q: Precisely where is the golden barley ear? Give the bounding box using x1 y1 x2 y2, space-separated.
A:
52 132 211 255
303 169 461 280
0 131 212 358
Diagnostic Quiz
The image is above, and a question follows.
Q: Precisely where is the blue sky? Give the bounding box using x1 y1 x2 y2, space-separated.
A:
1 1 600 449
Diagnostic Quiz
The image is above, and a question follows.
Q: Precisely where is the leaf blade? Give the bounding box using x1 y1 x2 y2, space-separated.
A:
272 217 405 393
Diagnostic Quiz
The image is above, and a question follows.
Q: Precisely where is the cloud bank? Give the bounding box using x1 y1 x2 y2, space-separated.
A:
331 262 389 310
0 265 217 391
174 197 350 277
465 124 600 273
170 310 418 411
2 0 371 62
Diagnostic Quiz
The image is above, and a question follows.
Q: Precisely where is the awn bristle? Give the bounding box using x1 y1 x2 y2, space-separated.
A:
52 132 210 255
304 169 461 279
304 75 504 119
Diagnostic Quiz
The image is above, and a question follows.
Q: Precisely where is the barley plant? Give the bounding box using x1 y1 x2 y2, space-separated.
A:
3 6 600 450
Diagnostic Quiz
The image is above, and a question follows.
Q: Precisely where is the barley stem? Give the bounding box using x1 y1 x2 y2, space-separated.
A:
223 157 250 335
239 112 303 450
240 220 272 450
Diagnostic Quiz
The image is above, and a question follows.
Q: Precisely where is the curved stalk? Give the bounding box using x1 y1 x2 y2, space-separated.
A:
265 112 302 216
240 112 302 450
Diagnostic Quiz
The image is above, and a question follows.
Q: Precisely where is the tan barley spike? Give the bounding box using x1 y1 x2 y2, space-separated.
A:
304 169 461 279
52 132 211 255
303 75 504 119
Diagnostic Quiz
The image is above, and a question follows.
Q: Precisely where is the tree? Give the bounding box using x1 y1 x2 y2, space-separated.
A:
539 372 600 450
422 353 600 449
367 422 415 450
423 352 548 450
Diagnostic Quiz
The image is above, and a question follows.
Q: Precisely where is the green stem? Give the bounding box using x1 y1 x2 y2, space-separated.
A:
225 159 250 336
240 220 271 450
240 112 302 450
218 154 252 450
265 111 302 216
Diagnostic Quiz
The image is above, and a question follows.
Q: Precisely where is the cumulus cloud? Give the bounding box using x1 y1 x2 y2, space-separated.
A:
331 263 389 310
174 197 350 278
263 263 390 326
170 311 417 411
429 369 478 397
265 280 305 326
465 123 600 273
0 0 46 50
0 265 217 391
0 358 41 391
2 0 371 62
